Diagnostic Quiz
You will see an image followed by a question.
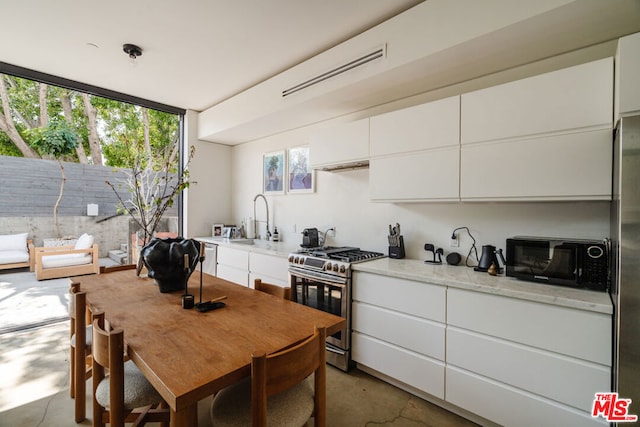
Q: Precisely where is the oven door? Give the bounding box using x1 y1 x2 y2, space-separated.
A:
288 267 350 352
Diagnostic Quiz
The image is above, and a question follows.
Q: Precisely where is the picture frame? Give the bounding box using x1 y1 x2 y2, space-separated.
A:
263 150 286 194
287 146 314 193
212 223 224 237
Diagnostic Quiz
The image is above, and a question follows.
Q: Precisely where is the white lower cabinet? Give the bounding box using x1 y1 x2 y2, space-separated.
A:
216 246 249 286
351 272 446 399
248 252 289 288
352 273 612 426
446 288 611 426
446 366 607 427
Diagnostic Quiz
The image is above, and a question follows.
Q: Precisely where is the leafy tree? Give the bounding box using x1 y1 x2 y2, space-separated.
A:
29 119 78 237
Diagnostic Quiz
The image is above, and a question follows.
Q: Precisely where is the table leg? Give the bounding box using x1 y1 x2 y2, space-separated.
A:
170 403 198 427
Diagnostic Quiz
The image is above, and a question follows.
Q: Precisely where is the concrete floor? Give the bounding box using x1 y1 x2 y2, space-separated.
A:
0 321 480 427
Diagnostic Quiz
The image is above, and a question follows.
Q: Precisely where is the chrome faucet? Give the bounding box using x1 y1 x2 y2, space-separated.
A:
253 193 271 240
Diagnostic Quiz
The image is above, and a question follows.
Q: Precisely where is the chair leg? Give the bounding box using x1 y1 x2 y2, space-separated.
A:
70 344 75 399
74 346 86 422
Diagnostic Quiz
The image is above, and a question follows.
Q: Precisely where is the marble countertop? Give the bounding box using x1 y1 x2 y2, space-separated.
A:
194 236 299 258
353 258 613 314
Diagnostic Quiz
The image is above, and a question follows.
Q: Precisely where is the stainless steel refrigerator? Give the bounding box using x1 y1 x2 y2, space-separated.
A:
611 114 640 407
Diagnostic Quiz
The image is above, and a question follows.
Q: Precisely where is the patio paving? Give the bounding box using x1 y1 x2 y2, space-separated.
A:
0 258 119 335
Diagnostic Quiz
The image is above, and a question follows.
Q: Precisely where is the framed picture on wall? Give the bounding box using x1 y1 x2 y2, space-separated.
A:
287 146 314 193
263 150 285 194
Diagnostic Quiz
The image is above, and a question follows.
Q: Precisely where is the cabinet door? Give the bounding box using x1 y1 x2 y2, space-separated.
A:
217 246 248 269
309 118 369 168
447 327 610 412
249 252 288 283
370 96 459 156
216 265 249 287
369 148 459 201
352 332 445 399
461 58 613 144
353 302 445 360
446 367 608 427
353 272 446 322
460 129 612 201
616 32 640 117
447 288 612 366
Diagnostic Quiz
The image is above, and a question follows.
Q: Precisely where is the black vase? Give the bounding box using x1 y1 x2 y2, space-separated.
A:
141 237 200 293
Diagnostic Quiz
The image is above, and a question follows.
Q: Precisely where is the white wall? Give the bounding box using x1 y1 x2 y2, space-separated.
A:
184 110 233 238
231 132 609 260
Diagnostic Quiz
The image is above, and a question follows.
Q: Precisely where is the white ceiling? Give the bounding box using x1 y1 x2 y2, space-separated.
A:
2 0 640 145
0 0 422 112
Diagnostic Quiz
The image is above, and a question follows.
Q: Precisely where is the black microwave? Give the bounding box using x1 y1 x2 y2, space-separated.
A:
506 237 609 292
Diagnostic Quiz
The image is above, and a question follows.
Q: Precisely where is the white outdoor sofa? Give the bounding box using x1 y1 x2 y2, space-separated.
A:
35 233 99 281
0 232 34 271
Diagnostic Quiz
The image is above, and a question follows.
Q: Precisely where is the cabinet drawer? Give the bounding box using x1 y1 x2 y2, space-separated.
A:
369 148 459 201
460 129 612 200
353 302 445 360
352 332 444 399
249 252 288 282
446 366 607 427
216 265 248 287
249 273 288 288
447 288 612 365
353 272 445 322
461 58 613 144
217 247 248 269
447 327 610 411
370 96 459 156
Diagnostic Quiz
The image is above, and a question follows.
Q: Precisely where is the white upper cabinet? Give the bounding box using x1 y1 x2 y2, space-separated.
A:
616 32 640 118
461 58 613 144
309 118 369 170
369 96 460 202
460 58 614 201
370 96 460 156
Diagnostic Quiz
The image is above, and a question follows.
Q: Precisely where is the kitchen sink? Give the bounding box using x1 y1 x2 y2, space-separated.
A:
228 238 255 245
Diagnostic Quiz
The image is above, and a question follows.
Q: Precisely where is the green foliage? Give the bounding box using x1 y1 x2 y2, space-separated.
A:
28 119 78 158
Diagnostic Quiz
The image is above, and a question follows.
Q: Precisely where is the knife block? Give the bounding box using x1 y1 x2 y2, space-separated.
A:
389 236 405 259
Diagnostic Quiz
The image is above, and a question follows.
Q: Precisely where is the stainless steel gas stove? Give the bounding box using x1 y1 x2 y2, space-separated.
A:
287 246 385 371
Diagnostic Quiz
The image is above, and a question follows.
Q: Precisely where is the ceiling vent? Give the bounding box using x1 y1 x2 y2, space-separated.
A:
282 45 386 98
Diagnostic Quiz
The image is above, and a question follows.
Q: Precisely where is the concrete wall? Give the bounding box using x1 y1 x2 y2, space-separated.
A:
0 155 179 257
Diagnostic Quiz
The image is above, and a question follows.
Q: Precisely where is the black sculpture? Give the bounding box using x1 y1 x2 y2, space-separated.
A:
141 237 200 293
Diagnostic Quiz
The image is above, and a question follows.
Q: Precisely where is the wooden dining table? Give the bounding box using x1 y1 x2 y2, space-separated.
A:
78 269 346 427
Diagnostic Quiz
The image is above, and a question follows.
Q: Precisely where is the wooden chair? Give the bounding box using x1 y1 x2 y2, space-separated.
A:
210 325 327 427
254 278 291 300
91 317 170 427
69 280 103 422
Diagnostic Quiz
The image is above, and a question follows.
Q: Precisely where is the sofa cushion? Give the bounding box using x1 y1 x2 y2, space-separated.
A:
0 233 28 252
75 233 94 250
41 254 92 269
0 250 30 264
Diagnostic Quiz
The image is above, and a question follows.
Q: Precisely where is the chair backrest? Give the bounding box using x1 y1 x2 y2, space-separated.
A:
254 278 292 300
92 317 127 424
251 325 327 426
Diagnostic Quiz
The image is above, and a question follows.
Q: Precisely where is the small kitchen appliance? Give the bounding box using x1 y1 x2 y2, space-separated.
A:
475 244 506 273
506 236 608 291
301 228 319 248
288 246 385 371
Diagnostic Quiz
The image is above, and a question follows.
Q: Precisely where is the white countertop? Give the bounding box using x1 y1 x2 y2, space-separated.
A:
353 258 613 314
192 238 613 315
195 236 300 258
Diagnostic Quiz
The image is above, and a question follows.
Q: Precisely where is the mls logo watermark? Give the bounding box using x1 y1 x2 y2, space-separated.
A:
592 392 638 422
